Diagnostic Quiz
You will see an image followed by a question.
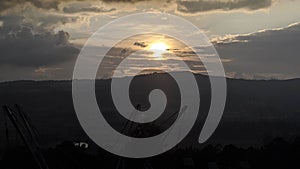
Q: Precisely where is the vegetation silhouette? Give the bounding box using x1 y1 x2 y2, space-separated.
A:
1 137 300 169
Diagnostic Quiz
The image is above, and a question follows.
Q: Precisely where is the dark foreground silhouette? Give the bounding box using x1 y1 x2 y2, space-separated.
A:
1 73 300 149
1 137 300 169
1 72 300 169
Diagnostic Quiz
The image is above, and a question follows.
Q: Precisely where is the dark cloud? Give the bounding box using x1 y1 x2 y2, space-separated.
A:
0 25 79 67
215 23 300 79
102 0 150 3
133 41 148 48
0 0 273 14
0 9 80 80
0 15 25 36
63 6 116 13
177 0 272 13
0 0 60 12
63 5 116 13
0 0 149 13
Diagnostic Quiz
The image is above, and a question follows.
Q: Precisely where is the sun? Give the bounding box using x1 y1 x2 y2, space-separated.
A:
149 42 168 51
149 42 169 57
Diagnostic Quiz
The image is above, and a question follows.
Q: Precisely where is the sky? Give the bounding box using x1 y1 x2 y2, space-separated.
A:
0 0 300 81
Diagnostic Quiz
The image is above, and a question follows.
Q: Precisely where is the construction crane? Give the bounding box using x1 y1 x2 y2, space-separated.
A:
115 104 187 169
2 105 49 169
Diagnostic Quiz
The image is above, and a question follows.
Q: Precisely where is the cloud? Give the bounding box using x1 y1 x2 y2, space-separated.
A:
0 20 79 81
0 7 81 81
0 0 150 13
0 25 79 67
213 22 300 44
34 66 63 73
62 3 116 13
102 0 150 2
0 6 78 33
215 22 300 79
177 0 273 13
0 0 274 15
0 0 60 12
63 6 116 13
133 41 148 48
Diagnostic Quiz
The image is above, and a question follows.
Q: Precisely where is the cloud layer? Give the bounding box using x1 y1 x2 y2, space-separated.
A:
0 23 78 67
177 0 272 13
0 0 274 13
0 0 61 12
0 0 299 81
216 22 300 79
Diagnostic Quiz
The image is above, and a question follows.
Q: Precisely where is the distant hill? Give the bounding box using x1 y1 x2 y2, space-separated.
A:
0 72 300 151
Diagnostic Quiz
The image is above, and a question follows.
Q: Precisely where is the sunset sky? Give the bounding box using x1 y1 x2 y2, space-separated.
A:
0 0 300 81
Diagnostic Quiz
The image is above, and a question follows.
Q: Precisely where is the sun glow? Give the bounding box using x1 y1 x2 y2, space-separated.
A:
149 42 169 57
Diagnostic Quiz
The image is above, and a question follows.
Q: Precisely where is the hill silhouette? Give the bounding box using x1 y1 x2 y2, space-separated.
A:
0 72 300 152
